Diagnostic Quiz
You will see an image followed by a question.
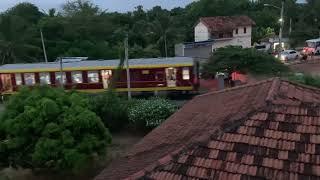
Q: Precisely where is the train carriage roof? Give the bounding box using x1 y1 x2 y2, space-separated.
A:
0 57 194 73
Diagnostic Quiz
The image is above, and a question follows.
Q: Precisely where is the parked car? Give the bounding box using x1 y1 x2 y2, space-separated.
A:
275 50 301 62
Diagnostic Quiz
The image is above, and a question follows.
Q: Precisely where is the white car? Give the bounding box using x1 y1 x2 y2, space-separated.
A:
277 50 301 62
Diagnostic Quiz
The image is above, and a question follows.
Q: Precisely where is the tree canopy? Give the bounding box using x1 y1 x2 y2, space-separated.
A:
202 46 289 77
0 86 111 172
0 0 318 63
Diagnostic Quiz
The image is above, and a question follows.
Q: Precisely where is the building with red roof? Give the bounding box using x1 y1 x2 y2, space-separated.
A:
195 16 255 49
96 78 320 179
175 16 255 59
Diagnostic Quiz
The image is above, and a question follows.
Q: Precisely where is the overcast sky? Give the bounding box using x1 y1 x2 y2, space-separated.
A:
0 0 195 13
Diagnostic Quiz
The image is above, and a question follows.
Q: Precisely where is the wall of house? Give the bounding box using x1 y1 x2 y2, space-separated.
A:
232 26 252 48
194 22 209 42
212 26 252 50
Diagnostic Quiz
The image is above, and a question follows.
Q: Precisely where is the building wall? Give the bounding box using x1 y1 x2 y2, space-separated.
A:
175 44 184 56
194 22 209 42
184 46 213 59
175 43 213 59
212 26 252 50
232 26 252 48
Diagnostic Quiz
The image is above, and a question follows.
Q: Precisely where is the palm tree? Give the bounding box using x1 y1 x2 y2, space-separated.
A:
149 15 182 58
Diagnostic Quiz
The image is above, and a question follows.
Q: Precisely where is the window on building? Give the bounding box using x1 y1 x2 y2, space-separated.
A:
39 72 51 85
182 67 190 80
15 73 22 85
55 72 66 84
88 71 99 83
235 28 239 34
24 73 35 85
218 33 224 38
71 71 83 83
244 27 247 34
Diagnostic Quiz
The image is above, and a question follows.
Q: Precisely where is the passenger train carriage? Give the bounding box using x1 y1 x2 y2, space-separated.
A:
0 57 200 94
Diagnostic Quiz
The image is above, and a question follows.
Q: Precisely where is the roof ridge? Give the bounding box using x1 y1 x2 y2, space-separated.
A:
265 77 281 102
197 77 276 98
283 78 320 92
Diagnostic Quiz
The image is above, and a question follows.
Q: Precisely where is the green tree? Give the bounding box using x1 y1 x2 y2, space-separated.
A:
61 0 101 17
89 91 128 132
202 46 289 77
0 86 111 173
0 15 41 64
0 2 42 64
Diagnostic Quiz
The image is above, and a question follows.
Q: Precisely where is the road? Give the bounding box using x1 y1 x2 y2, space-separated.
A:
290 56 320 75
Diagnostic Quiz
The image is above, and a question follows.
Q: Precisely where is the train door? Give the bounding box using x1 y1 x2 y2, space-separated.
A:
101 70 112 89
1 74 13 92
165 68 177 87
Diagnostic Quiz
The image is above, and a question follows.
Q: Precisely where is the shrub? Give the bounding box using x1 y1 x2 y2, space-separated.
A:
89 91 128 132
202 46 290 78
128 97 177 130
289 73 320 88
0 86 111 173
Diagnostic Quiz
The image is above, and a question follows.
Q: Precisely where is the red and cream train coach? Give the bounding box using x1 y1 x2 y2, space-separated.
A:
0 57 199 94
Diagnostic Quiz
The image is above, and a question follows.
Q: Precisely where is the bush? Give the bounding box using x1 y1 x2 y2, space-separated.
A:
89 91 128 132
129 98 177 130
289 73 320 88
0 86 111 173
202 46 290 78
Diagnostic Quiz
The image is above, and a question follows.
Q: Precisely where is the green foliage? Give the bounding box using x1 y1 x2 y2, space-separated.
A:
289 73 320 88
0 86 111 173
202 46 290 77
89 91 128 132
1 0 320 62
128 98 176 130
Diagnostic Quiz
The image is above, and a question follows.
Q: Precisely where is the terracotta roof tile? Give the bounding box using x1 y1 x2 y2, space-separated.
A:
209 149 220 159
311 135 320 144
96 79 320 180
199 16 255 33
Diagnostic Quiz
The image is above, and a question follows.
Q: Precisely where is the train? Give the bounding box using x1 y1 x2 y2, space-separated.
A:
0 57 200 95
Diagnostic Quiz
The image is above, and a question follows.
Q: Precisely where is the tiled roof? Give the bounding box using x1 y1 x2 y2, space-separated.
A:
95 78 320 180
199 16 256 32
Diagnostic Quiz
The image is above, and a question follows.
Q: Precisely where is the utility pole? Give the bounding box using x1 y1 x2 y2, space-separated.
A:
279 0 285 54
289 18 292 35
125 34 131 99
40 29 48 63
164 32 168 58
59 57 64 89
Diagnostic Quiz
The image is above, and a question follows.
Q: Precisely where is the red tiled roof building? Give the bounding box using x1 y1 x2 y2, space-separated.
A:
199 16 256 33
96 78 320 180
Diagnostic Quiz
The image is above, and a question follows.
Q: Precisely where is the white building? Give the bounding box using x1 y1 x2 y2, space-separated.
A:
194 16 255 50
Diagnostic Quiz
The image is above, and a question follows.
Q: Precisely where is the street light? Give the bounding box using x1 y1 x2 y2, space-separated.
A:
264 1 285 54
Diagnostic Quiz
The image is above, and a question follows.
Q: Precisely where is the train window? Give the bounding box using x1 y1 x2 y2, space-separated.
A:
1 74 13 92
39 72 51 85
71 71 83 83
24 73 35 85
55 72 66 84
88 71 99 83
142 70 150 74
15 73 22 85
182 67 190 80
